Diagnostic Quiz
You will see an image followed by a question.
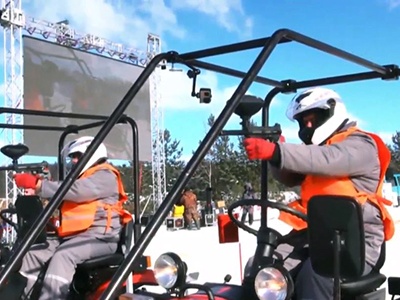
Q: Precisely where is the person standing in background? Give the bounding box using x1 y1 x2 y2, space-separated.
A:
241 183 255 226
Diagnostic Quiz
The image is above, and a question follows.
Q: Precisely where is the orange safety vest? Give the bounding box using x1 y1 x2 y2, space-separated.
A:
58 163 132 237
279 127 395 241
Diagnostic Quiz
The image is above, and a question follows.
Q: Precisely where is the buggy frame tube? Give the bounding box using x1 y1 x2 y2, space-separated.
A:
58 116 142 243
0 107 123 121
123 117 142 243
100 28 399 300
100 28 294 300
0 108 143 254
57 115 131 179
0 52 168 287
56 117 129 179
0 64 392 134
179 36 291 60
240 87 283 283
247 61 399 277
287 68 398 91
275 29 388 74
179 28 385 74
260 88 282 226
188 59 284 87
0 124 70 131
0 26 395 296
58 127 79 180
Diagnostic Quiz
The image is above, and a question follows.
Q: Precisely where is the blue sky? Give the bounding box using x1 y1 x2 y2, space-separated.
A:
2 0 400 163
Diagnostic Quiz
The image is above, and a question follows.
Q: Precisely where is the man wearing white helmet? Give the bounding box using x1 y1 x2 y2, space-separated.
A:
10 136 131 300
243 87 394 299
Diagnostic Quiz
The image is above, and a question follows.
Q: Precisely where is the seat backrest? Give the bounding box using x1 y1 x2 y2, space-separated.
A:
117 219 134 255
307 195 365 280
372 242 386 273
14 195 47 244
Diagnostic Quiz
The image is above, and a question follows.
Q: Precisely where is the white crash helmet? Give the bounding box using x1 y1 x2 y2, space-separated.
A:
286 87 349 145
61 136 107 176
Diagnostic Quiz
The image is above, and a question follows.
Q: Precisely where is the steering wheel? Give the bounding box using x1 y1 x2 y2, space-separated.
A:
227 199 307 237
0 208 19 233
0 207 58 236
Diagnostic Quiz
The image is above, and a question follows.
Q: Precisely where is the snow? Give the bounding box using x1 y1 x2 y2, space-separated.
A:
139 207 400 295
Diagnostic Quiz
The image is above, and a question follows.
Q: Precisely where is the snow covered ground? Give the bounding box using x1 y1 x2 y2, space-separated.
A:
139 207 400 295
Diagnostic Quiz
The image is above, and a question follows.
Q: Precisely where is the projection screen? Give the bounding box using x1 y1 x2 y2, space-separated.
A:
22 36 152 162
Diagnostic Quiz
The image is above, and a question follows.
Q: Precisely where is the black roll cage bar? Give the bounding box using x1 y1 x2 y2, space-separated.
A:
0 108 142 241
0 28 397 299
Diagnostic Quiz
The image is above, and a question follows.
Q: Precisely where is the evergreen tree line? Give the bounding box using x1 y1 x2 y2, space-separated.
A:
1 115 400 212
119 116 400 208
117 114 288 209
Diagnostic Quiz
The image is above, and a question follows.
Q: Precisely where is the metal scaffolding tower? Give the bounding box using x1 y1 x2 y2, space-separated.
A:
147 34 166 208
0 0 24 243
0 1 167 240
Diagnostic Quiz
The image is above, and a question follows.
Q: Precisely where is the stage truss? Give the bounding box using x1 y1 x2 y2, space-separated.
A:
0 0 166 242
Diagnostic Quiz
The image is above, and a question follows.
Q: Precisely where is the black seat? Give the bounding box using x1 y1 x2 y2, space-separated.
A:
340 242 386 296
76 253 124 270
340 273 386 296
75 220 133 270
307 195 386 299
71 221 134 295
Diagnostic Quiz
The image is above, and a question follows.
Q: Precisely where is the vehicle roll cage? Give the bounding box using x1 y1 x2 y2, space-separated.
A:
0 108 142 240
0 28 397 300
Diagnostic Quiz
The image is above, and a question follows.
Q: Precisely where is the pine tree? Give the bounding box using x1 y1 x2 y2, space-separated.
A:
190 114 239 203
164 129 185 192
387 131 400 180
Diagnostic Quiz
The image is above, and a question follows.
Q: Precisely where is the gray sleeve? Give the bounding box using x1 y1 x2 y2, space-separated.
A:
38 169 118 203
270 164 306 187
278 132 379 177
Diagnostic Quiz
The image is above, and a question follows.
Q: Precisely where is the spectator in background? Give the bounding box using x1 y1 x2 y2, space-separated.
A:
172 203 185 218
180 188 200 230
241 183 255 226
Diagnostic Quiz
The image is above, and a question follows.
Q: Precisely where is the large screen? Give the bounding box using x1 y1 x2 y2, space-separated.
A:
22 36 152 162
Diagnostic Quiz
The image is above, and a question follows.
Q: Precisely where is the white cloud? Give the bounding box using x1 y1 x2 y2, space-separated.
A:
159 68 241 112
158 67 281 119
280 125 300 143
385 0 400 9
377 132 394 145
347 113 395 146
347 112 366 126
24 0 253 50
24 0 185 48
21 0 258 140
170 0 253 37
22 0 256 115
138 0 185 39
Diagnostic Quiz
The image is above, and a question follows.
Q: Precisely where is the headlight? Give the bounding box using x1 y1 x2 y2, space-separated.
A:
254 267 288 300
153 252 186 290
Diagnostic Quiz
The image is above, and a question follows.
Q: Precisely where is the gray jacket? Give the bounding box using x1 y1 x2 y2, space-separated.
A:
39 169 122 242
271 123 385 267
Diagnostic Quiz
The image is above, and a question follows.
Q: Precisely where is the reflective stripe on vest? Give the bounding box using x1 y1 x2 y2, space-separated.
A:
279 127 395 241
58 163 132 237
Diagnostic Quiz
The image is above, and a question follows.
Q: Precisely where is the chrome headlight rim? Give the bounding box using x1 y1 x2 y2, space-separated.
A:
254 263 294 300
153 252 187 290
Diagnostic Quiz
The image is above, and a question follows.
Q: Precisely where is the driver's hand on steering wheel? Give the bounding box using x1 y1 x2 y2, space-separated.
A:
244 135 285 160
